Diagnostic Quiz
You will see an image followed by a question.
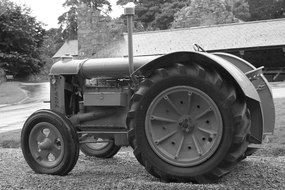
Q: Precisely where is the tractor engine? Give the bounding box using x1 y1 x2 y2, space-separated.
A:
49 70 134 155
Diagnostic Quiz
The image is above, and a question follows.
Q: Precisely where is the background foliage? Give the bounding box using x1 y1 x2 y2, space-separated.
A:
248 0 285 21
172 0 239 28
58 0 111 40
116 0 284 30
117 0 189 30
55 0 285 40
0 0 45 78
0 0 284 80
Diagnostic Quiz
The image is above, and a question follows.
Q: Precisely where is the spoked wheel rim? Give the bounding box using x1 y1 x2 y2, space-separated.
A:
28 122 64 168
145 86 223 167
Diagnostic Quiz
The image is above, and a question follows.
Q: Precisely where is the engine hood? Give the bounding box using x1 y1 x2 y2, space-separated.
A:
50 56 160 78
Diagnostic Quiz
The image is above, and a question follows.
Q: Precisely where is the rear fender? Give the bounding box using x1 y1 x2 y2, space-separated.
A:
132 51 264 143
213 52 275 137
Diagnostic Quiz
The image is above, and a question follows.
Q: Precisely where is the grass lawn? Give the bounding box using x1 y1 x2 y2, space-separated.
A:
0 82 26 104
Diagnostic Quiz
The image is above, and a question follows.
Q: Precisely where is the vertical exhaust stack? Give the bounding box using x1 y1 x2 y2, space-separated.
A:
124 5 135 81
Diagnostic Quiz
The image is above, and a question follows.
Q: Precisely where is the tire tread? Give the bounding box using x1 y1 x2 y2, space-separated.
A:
127 64 251 183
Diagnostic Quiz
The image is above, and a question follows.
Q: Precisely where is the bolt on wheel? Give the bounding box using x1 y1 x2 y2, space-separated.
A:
130 65 251 183
145 86 223 167
21 110 79 175
29 122 64 168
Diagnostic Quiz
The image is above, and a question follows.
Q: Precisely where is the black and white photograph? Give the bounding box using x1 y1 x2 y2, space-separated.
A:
0 0 285 189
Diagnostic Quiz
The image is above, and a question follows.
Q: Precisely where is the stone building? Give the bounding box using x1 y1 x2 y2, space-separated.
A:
77 3 124 58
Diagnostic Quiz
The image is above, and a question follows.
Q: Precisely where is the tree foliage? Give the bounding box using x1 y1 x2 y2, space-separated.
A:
58 0 285 39
0 0 45 78
29 28 65 80
41 29 65 58
58 0 111 40
153 1 189 30
117 0 189 30
58 6 78 40
64 0 111 10
172 0 239 29
248 0 285 21
117 0 255 30
226 0 251 21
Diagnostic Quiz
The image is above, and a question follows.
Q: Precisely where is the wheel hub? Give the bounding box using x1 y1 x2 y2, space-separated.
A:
38 138 53 150
145 86 223 167
179 116 194 133
29 122 64 167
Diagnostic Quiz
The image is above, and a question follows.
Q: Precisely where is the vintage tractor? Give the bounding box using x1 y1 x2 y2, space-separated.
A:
21 7 275 183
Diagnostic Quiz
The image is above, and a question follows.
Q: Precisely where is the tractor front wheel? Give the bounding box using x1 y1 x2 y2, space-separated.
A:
21 109 79 175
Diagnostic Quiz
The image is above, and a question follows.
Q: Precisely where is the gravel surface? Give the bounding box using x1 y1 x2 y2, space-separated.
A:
0 147 284 190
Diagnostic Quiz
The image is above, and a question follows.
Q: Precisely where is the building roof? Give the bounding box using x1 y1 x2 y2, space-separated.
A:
96 18 285 58
52 40 78 58
55 19 285 59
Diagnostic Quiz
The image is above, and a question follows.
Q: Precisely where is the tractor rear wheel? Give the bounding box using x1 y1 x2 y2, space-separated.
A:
21 109 79 175
80 136 120 158
128 64 250 183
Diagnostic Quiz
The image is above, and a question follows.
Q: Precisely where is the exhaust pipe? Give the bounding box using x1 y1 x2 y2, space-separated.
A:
124 5 137 84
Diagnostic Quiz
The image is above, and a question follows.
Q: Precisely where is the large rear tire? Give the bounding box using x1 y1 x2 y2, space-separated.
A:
128 64 250 183
21 109 79 175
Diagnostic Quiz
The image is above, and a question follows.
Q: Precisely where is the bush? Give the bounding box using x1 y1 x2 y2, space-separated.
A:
0 0 45 78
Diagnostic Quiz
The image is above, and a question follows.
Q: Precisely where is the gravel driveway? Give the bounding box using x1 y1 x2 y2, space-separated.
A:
0 147 284 190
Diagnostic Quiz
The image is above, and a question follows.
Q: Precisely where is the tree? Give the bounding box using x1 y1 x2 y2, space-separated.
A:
226 0 251 21
152 1 189 30
30 28 65 80
0 0 45 78
41 28 65 58
117 0 189 30
58 6 78 40
248 0 285 21
172 0 239 29
58 0 111 40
